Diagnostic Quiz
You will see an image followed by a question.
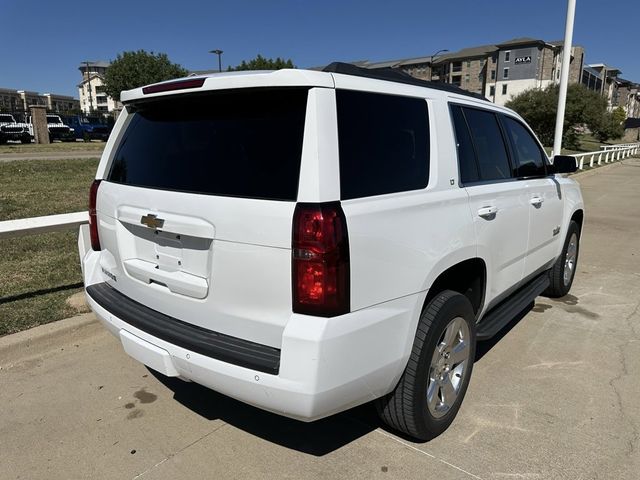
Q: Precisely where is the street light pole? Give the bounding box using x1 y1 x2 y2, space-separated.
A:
429 49 448 81
209 49 223 72
552 0 577 157
84 61 93 114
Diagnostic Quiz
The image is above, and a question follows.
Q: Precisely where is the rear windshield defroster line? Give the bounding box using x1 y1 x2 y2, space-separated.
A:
108 88 309 201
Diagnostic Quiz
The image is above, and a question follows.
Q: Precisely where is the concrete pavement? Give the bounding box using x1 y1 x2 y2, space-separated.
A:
1 159 639 479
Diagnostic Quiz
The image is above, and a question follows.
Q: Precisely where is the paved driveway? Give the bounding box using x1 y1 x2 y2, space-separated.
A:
1 159 639 479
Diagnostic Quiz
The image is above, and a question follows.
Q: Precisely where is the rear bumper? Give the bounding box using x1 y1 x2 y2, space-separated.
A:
49 130 74 140
79 130 110 140
87 282 281 374
79 229 424 421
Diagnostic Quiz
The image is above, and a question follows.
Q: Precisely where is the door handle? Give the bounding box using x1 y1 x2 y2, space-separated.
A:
477 206 498 219
530 196 544 208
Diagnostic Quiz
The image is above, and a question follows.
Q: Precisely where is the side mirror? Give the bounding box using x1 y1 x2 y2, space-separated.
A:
551 155 578 174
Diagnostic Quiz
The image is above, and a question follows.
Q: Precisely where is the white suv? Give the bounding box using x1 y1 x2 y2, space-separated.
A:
79 64 583 440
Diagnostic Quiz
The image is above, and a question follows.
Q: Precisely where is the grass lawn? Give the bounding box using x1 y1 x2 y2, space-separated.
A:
544 134 619 157
0 141 105 154
0 158 98 336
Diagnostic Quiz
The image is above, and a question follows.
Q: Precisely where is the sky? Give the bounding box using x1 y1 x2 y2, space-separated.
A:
1 0 637 98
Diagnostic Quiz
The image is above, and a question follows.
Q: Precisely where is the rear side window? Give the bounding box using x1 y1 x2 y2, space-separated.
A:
461 108 512 181
336 90 429 200
502 116 547 177
450 105 479 184
108 88 308 201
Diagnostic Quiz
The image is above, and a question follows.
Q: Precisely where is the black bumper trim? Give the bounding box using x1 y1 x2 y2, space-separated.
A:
86 282 281 374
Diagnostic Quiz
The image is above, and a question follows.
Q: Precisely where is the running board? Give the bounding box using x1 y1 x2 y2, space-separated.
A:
477 273 550 341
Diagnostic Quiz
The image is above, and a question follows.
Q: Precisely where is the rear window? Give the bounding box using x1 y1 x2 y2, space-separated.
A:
336 90 430 200
108 88 308 201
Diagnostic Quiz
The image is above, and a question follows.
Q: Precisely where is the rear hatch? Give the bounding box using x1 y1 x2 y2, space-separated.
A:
95 88 309 348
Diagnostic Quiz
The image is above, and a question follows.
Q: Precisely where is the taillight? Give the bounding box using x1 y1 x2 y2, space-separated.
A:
89 180 101 251
142 78 205 94
292 202 350 317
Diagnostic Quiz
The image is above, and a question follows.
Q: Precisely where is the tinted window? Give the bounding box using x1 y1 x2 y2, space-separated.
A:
450 105 479 183
502 116 547 177
337 90 429 199
462 108 512 181
108 88 308 201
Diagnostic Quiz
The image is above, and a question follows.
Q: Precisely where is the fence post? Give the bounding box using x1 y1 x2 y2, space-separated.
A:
30 105 50 144
598 152 602 165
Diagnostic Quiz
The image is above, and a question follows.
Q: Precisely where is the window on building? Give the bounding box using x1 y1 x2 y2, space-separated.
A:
336 90 430 199
452 62 462 73
492 56 497 64
491 70 496 80
490 86 496 96
502 84 508 95
465 74 470 83
467 61 471 68
505 51 511 62
503 68 509 79
451 76 462 86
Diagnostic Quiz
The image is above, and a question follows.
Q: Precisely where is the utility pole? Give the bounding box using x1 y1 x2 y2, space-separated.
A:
552 0 577 157
84 61 93 114
209 49 223 72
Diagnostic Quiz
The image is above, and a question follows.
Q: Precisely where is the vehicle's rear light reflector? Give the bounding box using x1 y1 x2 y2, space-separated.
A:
142 78 206 95
292 202 350 317
89 179 101 251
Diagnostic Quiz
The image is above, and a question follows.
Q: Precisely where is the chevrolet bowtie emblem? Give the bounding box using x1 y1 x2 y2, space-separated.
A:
140 214 165 229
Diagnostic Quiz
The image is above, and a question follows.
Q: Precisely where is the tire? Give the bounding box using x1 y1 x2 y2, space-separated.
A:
375 290 477 440
543 220 580 298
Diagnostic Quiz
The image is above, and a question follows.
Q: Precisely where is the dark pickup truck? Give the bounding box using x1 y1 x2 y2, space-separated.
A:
64 115 112 141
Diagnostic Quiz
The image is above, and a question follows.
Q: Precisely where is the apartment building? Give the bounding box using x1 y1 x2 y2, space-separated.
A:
360 37 585 106
0 87 79 114
78 61 120 115
612 78 640 117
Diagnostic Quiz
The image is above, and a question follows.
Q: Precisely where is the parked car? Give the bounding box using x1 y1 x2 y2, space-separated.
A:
26 114 75 141
64 115 112 141
79 64 583 440
0 113 32 144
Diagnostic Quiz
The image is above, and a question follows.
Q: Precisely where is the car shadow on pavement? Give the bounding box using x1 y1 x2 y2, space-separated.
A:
149 301 536 454
149 370 381 456
475 301 534 362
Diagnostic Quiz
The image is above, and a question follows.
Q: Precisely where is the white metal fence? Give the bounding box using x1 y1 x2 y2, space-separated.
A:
0 142 638 240
0 211 88 240
572 143 640 170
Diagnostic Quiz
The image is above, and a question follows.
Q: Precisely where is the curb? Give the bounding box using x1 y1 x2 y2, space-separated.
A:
0 313 100 365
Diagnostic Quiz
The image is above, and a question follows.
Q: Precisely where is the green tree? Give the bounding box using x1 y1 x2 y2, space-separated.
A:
227 54 295 71
103 50 189 101
594 106 626 142
506 84 611 150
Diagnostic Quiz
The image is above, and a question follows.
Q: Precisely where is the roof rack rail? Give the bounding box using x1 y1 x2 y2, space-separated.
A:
322 62 489 101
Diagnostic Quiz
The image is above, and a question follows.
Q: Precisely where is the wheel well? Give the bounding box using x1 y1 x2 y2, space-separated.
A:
571 209 584 231
424 258 486 316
